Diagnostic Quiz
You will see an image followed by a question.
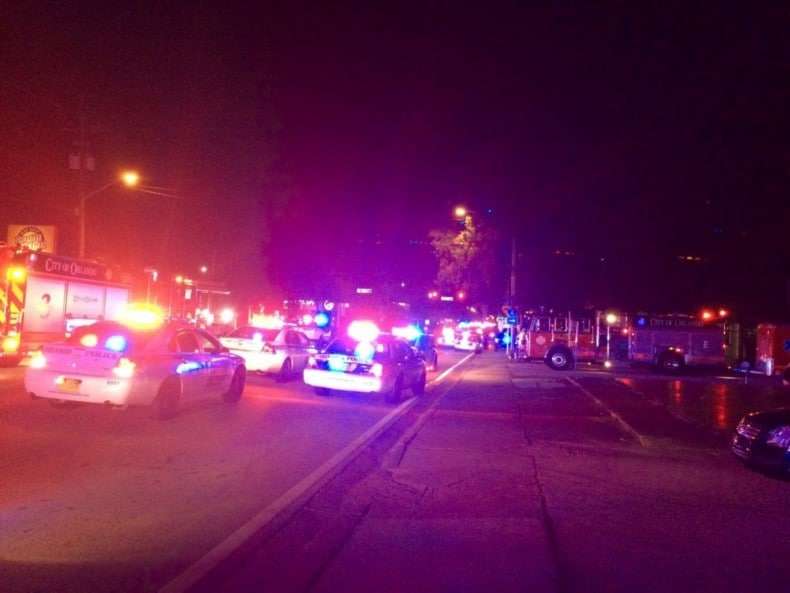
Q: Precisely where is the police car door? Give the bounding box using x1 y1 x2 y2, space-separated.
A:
196 330 233 396
170 331 207 398
285 330 310 371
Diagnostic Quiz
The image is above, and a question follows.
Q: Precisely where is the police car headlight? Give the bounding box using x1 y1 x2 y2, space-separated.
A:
766 426 790 450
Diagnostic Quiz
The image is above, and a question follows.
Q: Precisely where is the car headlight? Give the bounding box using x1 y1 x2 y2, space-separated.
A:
766 426 790 450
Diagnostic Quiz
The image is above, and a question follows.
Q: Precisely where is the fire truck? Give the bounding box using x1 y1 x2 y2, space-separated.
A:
519 311 602 370
628 313 726 372
520 310 727 372
1 250 130 363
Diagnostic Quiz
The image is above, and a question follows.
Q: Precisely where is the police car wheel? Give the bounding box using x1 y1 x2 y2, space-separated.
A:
277 359 293 382
414 372 427 395
386 376 403 404
153 378 181 420
223 367 246 403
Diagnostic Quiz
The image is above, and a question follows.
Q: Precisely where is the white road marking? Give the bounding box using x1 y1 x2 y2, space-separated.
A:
159 352 474 593
566 377 649 448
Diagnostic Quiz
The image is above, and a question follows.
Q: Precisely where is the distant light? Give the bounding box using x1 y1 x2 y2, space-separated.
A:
323 301 335 311
175 275 184 284
502 333 512 345
80 333 99 348
220 308 235 324
701 310 714 321
120 302 164 330
302 313 314 325
442 327 455 343
315 311 330 328
392 325 421 341
400 281 406 288
348 320 380 343
454 205 468 219
718 308 729 318
104 335 127 352
636 317 647 327
605 313 618 325
354 341 376 362
251 314 284 329
604 360 613 369
440 296 454 302
457 291 466 300
356 287 373 294
120 170 140 187
199 265 208 274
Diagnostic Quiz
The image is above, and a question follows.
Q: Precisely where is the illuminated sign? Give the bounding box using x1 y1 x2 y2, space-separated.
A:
8 224 57 253
29 254 110 281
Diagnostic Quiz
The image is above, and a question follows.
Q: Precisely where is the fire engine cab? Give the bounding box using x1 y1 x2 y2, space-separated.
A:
1 249 130 363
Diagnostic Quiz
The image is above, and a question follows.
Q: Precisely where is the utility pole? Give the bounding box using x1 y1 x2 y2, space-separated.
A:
509 235 517 304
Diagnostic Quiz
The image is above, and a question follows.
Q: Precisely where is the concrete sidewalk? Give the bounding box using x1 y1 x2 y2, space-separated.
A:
306 358 557 593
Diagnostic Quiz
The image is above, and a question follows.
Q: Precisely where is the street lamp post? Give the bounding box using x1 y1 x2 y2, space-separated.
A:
78 170 140 258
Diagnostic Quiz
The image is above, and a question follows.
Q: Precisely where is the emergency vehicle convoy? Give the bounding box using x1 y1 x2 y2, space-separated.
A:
1 250 130 363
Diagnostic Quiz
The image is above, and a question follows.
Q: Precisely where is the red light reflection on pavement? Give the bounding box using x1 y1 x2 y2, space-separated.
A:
712 382 729 429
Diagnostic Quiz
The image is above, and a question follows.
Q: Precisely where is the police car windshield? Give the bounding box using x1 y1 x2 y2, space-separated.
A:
325 338 391 361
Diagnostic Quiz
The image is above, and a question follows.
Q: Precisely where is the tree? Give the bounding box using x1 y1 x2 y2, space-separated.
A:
429 216 496 299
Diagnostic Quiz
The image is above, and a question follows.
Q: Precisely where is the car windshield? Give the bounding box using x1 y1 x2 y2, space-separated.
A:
230 327 280 342
324 338 391 361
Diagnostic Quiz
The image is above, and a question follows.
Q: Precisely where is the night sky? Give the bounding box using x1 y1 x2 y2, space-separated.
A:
2 2 788 318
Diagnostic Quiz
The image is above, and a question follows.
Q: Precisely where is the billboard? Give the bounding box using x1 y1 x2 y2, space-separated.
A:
23 276 66 333
7 225 57 253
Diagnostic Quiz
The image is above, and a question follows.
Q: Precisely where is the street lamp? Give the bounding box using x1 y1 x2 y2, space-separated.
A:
78 170 140 258
453 205 468 220
199 265 208 274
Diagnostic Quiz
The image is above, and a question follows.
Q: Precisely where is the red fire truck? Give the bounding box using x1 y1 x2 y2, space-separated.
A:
520 310 728 372
1 250 130 363
628 314 726 372
519 311 601 370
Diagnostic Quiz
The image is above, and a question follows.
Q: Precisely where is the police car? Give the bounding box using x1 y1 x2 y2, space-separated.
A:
219 325 313 379
24 313 246 420
303 321 427 403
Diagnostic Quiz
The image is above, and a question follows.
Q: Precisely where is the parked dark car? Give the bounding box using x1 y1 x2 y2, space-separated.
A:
731 408 790 473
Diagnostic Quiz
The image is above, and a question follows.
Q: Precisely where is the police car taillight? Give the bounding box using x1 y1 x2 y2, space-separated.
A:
112 357 136 378
30 351 47 369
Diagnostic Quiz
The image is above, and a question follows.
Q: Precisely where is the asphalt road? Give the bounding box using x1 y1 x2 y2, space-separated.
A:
0 352 466 593
3 353 788 593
